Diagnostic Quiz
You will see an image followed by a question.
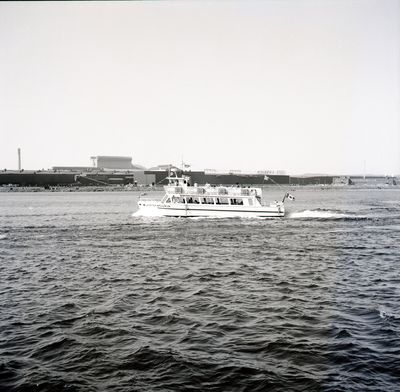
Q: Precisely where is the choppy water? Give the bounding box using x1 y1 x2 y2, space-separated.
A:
1 188 400 391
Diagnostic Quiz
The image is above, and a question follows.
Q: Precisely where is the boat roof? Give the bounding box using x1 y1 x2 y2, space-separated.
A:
164 173 262 197
164 184 262 197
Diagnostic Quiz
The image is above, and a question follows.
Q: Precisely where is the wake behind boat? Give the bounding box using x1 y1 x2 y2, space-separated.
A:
134 172 294 218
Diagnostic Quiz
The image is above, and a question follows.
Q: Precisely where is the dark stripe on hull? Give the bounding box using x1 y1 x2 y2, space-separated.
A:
156 207 284 217
158 207 282 214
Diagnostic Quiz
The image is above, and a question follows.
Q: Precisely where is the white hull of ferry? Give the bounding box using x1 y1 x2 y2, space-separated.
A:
134 202 284 218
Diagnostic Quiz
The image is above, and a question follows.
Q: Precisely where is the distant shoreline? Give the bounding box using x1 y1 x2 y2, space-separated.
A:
0 185 161 193
1 184 398 193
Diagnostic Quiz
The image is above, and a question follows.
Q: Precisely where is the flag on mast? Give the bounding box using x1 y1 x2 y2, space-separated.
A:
286 193 295 201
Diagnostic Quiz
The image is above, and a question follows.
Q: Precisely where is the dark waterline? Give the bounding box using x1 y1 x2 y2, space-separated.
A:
1 188 400 391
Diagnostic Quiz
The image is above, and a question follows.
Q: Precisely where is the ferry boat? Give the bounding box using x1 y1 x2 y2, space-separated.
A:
134 172 294 218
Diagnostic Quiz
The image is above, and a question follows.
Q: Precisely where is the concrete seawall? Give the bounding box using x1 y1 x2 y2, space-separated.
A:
0 170 353 188
0 172 76 187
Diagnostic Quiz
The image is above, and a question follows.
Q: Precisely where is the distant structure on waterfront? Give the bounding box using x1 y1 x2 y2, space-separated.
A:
90 156 145 170
0 154 398 188
53 156 146 172
51 155 151 186
18 148 21 171
148 164 181 172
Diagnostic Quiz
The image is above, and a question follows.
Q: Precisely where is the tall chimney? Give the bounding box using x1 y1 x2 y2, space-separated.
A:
18 148 21 170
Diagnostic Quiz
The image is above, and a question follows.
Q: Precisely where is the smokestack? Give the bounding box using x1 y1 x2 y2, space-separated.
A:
18 148 21 171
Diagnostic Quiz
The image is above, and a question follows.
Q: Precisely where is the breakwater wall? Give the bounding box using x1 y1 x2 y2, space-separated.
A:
0 172 137 187
0 170 337 187
0 172 76 187
146 170 291 186
290 176 334 185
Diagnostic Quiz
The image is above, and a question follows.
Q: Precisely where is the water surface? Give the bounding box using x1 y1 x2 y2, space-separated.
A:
1 188 399 391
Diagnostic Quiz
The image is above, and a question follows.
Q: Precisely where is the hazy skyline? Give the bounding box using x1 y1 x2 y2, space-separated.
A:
1 0 399 175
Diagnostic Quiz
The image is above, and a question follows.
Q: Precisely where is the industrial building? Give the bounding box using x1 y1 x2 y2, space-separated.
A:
51 156 155 186
89 156 145 170
53 156 146 172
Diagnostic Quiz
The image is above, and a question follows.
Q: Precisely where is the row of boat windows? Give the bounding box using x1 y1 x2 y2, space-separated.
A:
165 196 253 206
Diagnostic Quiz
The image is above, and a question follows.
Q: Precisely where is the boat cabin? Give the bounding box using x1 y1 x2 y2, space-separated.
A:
162 173 263 207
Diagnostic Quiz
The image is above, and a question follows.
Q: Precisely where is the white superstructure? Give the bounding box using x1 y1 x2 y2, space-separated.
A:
134 172 293 218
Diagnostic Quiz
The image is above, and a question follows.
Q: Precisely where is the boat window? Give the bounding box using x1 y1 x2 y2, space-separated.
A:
202 197 214 204
166 197 171 203
172 196 183 203
218 188 228 195
193 197 200 204
219 198 229 205
248 199 253 206
186 197 194 203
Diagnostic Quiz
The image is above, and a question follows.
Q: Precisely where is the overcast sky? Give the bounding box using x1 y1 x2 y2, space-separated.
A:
1 0 399 175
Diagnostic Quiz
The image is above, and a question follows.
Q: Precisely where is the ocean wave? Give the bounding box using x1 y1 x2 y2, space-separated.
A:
289 209 367 220
132 207 164 217
133 208 367 221
379 308 400 320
